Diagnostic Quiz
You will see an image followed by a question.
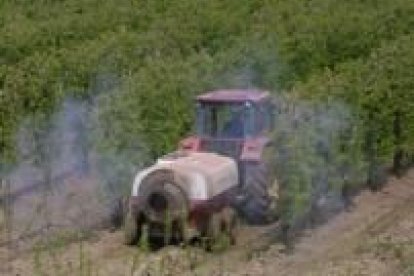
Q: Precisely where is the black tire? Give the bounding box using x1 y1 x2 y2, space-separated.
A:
124 210 141 245
139 169 188 223
238 162 272 225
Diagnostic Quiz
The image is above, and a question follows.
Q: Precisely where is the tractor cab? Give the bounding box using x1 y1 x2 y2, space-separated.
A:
180 89 275 161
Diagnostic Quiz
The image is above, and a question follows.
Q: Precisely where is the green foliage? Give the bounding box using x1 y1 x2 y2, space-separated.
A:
298 34 414 174
275 34 414 223
273 97 367 224
255 0 414 87
2 0 414 163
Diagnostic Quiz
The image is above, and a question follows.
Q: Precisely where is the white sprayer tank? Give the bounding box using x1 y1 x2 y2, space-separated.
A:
132 152 238 202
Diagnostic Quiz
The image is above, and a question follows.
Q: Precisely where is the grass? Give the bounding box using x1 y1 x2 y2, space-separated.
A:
29 228 96 276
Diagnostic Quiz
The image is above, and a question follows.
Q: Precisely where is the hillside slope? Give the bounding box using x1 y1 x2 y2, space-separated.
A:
4 170 414 275
227 170 414 276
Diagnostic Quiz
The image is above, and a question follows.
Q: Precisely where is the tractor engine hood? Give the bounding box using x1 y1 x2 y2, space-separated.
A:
131 152 238 222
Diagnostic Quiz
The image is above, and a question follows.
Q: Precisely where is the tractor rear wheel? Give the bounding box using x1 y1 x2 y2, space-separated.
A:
238 162 272 225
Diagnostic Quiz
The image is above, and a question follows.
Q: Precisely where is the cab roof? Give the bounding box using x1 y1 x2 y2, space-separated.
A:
197 89 270 104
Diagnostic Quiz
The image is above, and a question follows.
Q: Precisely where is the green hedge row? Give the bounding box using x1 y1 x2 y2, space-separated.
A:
277 34 414 224
299 34 414 171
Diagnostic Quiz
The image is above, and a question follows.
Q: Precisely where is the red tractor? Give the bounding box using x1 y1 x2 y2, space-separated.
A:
125 89 278 245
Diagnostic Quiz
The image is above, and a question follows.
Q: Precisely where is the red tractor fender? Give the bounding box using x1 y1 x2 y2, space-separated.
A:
240 137 272 162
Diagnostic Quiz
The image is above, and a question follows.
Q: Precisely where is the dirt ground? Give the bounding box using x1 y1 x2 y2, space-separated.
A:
2 170 414 276
226 170 414 276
